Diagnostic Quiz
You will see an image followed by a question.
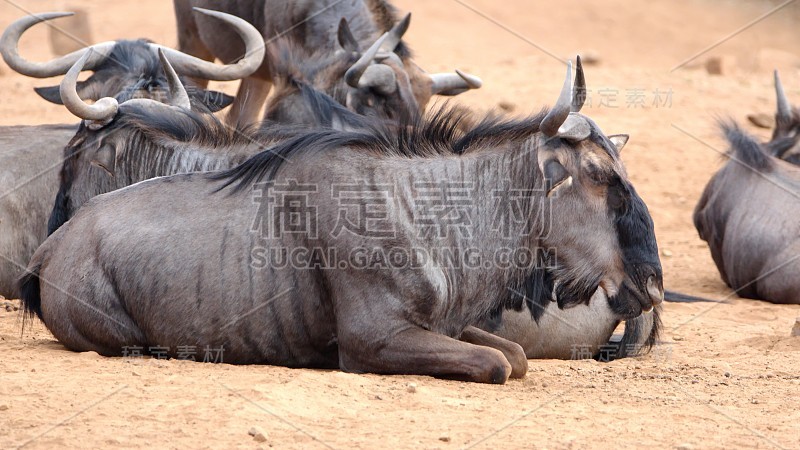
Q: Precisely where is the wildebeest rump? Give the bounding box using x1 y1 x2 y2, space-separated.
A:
0 124 77 297
21 57 663 383
694 119 800 304
174 0 481 127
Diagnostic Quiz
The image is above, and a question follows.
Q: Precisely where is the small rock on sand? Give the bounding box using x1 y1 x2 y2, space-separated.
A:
747 113 774 129
406 382 417 393
791 318 800 337
248 427 267 443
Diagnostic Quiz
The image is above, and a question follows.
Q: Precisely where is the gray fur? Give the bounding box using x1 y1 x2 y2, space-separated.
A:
694 123 800 304
0 124 77 297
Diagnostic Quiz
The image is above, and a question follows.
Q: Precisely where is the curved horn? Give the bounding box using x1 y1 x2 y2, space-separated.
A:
157 49 191 110
430 69 483 96
540 61 573 137
380 13 411 53
0 12 115 77
357 64 397 95
151 8 265 81
345 32 389 88
775 70 793 125
572 55 586 112
60 49 118 121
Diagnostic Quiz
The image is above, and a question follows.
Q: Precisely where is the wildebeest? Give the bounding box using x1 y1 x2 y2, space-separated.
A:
0 124 77 297
20 56 663 382
694 104 800 304
174 0 482 127
0 8 264 297
0 8 265 112
47 50 656 361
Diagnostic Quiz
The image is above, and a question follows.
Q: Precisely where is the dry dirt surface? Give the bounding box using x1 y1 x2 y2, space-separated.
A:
1 0 800 449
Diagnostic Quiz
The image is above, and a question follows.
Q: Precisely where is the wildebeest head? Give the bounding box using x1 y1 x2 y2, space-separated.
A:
266 14 481 125
513 58 664 322
0 8 265 112
46 48 232 234
768 71 800 164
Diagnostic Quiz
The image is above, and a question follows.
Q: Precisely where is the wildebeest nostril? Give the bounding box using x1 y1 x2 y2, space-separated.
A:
646 275 664 305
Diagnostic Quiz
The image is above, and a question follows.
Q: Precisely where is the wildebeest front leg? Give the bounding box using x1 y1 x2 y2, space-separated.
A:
459 326 528 378
338 326 513 384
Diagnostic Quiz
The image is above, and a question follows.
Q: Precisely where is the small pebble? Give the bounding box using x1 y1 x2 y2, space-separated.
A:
248 427 267 443
406 382 417 393
747 113 774 129
497 101 516 112
0 405 8 411
439 436 451 443
791 317 800 337
661 249 673 257
672 336 684 342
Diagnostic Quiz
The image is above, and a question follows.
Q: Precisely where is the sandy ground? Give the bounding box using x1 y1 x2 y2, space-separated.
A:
1 0 800 448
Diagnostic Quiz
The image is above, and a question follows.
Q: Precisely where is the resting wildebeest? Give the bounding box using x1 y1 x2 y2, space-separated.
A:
20 56 663 382
0 8 264 296
694 116 800 304
174 0 481 127
0 8 265 112
0 125 77 297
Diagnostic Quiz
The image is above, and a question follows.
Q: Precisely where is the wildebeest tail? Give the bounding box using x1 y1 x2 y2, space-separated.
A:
664 289 718 303
18 260 43 326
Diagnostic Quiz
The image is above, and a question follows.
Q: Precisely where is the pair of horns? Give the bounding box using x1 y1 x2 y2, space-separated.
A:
774 70 794 126
61 48 189 124
540 56 590 141
1 8 264 81
342 13 482 96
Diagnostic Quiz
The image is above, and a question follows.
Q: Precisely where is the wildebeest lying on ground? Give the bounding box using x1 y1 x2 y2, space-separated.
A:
0 9 265 297
0 8 265 112
21 57 663 382
174 0 481 127
0 125 77 297
46 50 656 361
694 116 800 304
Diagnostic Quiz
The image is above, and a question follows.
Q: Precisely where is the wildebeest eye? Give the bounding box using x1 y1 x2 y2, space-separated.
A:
584 161 609 185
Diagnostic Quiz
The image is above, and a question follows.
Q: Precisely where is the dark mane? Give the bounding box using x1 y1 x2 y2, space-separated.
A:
720 120 773 170
209 106 545 192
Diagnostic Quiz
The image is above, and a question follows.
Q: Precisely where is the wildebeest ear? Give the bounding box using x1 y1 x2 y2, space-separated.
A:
194 90 234 112
337 18 360 53
608 134 629 152
91 144 117 176
543 159 572 197
33 85 63 104
35 80 100 104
